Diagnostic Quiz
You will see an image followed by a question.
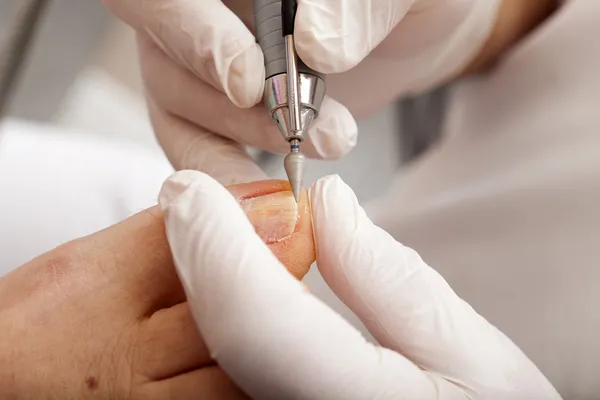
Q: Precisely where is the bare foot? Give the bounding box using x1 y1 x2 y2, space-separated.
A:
0 179 314 399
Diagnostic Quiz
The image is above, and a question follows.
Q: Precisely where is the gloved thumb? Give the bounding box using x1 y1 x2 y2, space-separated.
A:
157 170 293 343
309 175 560 397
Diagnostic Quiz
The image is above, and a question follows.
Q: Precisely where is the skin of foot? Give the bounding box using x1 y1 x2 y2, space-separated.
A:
0 179 314 399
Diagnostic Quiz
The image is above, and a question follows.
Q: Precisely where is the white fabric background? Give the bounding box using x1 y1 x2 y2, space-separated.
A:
369 1 600 396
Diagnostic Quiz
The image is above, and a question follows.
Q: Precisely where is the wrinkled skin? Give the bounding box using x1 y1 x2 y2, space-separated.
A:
0 180 314 399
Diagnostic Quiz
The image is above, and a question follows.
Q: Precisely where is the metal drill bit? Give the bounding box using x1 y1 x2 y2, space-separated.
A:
284 139 305 202
283 27 303 202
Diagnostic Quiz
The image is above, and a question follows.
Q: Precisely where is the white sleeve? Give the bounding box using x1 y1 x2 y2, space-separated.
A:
367 0 600 397
0 119 174 275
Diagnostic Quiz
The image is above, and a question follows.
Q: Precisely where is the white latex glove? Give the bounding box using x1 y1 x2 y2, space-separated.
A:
158 170 561 400
104 0 500 184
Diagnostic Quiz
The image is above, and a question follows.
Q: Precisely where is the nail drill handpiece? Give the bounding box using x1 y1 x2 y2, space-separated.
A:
253 0 326 202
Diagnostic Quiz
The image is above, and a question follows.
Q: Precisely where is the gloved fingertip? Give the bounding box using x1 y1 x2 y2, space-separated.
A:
295 36 362 74
312 174 356 201
225 44 265 108
294 4 365 74
309 99 358 159
158 170 220 212
310 174 360 226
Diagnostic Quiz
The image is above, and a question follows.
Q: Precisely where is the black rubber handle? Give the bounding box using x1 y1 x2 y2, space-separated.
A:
253 0 324 79
281 0 297 36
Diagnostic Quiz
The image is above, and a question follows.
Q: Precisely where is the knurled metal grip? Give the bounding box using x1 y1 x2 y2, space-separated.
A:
253 0 324 79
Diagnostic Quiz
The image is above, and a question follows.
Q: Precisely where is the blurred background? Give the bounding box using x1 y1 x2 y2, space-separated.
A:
1 1 171 155
0 0 443 336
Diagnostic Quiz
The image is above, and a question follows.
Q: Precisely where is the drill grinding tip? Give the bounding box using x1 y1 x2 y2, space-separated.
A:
284 149 305 203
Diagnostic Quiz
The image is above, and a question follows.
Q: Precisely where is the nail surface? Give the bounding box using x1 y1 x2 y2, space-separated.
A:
238 191 298 244
228 179 315 280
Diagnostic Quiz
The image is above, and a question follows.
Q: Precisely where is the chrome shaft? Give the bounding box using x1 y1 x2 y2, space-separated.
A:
284 35 302 135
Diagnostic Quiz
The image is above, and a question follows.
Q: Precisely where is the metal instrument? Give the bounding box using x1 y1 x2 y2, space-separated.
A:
253 0 325 201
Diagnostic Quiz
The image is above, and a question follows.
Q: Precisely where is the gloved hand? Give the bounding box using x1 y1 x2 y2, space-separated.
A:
158 170 561 400
104 0 501 184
